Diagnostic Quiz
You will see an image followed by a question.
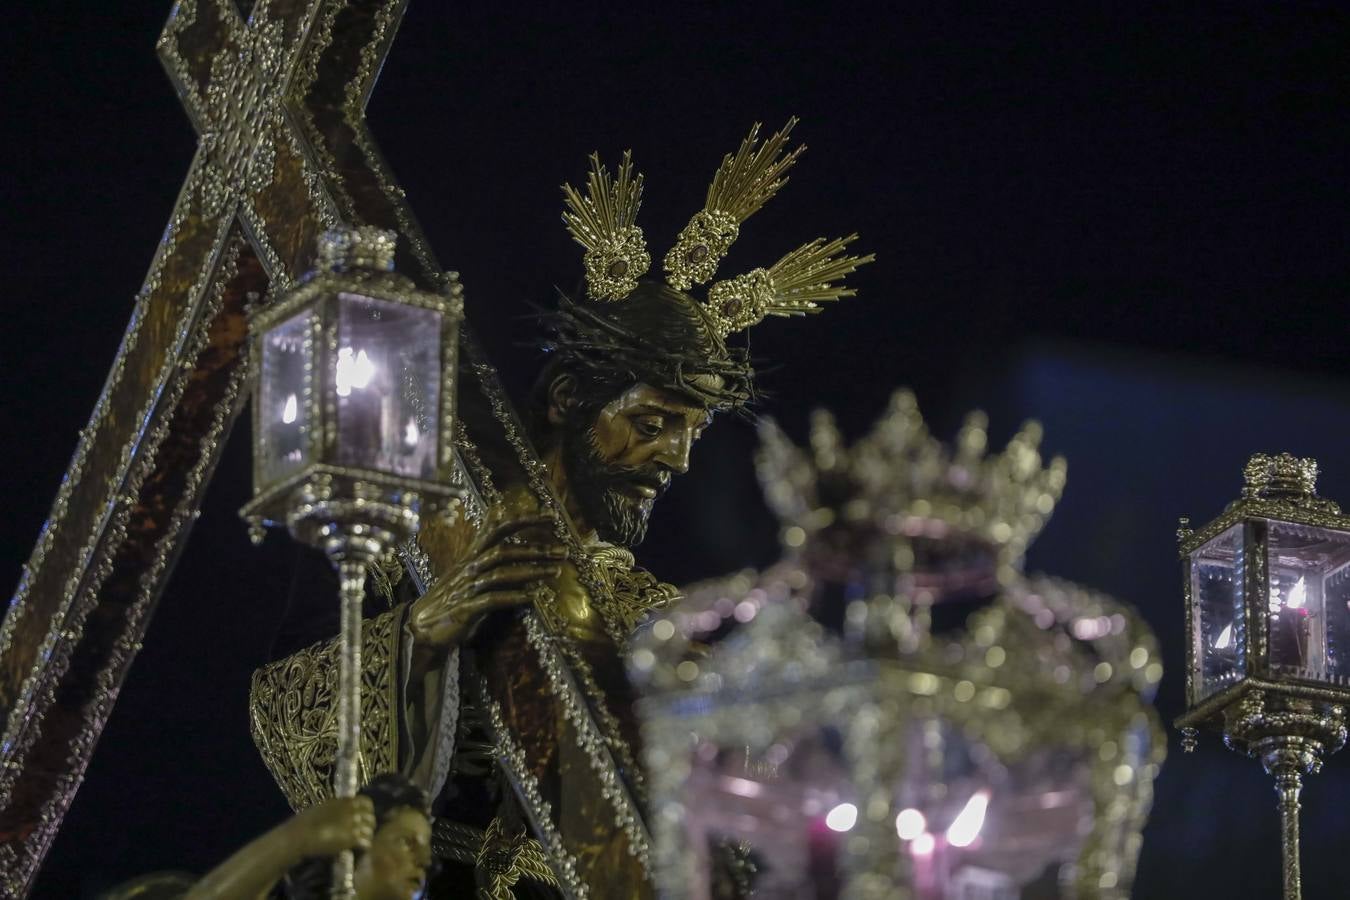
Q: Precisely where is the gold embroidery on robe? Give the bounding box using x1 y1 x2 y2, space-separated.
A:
587 544 680 637
249 606 403 810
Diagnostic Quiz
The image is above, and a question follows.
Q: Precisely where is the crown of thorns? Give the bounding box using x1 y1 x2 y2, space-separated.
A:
539 290 754 411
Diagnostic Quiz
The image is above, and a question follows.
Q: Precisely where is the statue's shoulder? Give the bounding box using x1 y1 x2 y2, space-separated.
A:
418 485 552 571
416 497 486 574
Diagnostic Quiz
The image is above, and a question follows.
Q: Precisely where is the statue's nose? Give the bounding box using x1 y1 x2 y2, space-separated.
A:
655 433 693 474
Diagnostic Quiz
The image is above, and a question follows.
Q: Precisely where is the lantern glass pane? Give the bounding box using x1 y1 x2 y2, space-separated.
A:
334 293 441 479
664 718 859 898
893 720 1094 894
656 710 1098 898
1265 519 1350 687
259 310 312 486
1190 524 1245 701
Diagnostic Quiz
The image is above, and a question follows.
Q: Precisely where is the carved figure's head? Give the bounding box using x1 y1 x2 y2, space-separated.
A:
352 774 432 900
533 281 750 546
538 120 875 546
285 774 431 900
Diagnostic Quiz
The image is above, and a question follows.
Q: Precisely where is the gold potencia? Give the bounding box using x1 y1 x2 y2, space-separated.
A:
560 118 875 337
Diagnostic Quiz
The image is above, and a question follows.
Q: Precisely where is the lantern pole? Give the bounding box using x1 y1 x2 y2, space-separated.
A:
292 485 414 900
333 556 370 896
1256 736 1316 900
1276 767 1302 900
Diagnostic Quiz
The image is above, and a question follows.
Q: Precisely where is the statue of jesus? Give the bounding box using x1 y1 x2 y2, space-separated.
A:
248 120 872 898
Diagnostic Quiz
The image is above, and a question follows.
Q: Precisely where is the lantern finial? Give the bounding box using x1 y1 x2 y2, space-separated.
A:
1243 452 1319 502
317 226 397 273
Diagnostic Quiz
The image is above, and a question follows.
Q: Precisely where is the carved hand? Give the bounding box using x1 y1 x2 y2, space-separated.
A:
183 796 378 899
286 795 377 858
408 513 565 654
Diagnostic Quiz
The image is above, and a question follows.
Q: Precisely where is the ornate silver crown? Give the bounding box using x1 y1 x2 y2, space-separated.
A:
755 388 1067 570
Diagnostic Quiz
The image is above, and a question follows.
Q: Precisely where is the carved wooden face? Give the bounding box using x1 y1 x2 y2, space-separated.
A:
589 382 714 476
353 805 432 900
557 381 715 546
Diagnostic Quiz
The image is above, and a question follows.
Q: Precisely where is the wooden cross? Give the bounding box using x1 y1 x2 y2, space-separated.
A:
0 1 655 896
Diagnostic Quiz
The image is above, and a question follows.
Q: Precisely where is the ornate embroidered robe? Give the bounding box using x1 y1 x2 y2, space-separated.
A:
249 488 673 898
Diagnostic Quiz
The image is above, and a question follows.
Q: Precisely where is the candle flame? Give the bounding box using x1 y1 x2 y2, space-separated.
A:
404 418 420 446
946 789 990 848
1214 622 1233 650
895 808 926 840
1287 576 1307 609
825 802 858 833
281 393 297 425
335 347 375 397
721 776 762 799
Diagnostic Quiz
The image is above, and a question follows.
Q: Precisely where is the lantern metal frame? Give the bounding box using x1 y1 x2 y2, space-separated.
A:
240 230 464 545
1176 454 1350 739
1176 452 1350 900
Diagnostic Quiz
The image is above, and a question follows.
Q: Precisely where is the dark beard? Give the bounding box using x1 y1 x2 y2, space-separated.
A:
561 420 671 547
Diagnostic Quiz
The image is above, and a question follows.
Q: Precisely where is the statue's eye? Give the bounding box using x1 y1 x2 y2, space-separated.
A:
633 416 663 438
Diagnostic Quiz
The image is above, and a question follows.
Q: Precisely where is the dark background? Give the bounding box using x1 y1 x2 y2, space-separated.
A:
3 2 1349 897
